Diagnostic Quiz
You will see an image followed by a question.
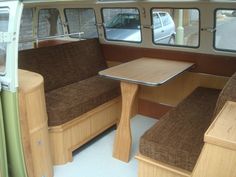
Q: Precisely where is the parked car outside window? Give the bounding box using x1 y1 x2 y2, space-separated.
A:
103 11 176 44
152 11 176 44
104 12 141 42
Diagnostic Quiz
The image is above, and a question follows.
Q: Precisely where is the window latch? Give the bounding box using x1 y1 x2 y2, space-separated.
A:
201 27 216 33
142 25 153 29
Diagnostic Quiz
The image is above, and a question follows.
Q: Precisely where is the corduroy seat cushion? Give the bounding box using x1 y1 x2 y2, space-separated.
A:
139 87 220 172
46 76 120 126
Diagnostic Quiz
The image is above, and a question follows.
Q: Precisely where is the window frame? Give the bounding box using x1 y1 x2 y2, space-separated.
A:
101 7 142 43
213 8 236 53
64 8 98 39
151 7 201 49
37 8 64 39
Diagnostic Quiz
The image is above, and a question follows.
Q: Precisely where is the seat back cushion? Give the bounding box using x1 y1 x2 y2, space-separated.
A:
19 38 107 92
214 72 236 118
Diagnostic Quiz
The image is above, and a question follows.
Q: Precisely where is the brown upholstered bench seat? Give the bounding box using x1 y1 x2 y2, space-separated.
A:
46 75 120 126
19 38 122 164
18 38 121 126
139 87 221 172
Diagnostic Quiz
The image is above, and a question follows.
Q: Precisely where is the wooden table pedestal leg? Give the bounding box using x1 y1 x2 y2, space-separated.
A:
113 81 138 162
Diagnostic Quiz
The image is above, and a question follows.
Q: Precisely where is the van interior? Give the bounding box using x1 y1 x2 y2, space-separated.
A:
0 1 236 177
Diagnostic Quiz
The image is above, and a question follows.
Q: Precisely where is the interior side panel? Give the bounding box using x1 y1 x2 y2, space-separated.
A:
102 44 236 77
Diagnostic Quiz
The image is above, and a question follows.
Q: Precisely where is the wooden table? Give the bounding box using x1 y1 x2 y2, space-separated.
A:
99 57 194 162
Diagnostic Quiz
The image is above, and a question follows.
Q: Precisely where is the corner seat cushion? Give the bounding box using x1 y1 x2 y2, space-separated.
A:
46 76 120 126
139 87 220 172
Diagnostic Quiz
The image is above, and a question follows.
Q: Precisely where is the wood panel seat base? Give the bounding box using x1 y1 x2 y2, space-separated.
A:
136 154 191 177
49 97 121 165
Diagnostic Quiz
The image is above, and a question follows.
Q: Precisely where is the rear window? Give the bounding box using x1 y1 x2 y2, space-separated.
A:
102 8 141 43
214 9 236 52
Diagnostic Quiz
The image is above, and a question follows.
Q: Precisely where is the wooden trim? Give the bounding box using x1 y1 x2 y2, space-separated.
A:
136 154 191 177
70 121 116 152
101 44 236 77
138 99 172 119
37 40 72 48
18 69 44 93
49 97 121 165
205 101 236 151
18 70 53 177
192 143 236 177
18 90 35 177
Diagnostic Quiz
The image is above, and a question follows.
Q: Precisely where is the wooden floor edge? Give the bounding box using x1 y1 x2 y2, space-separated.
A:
135 154 192 177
